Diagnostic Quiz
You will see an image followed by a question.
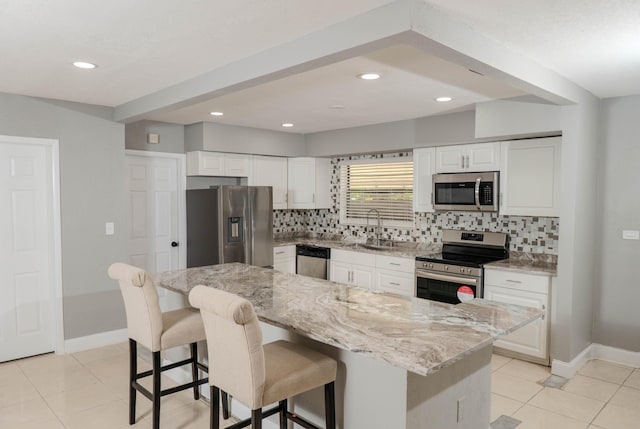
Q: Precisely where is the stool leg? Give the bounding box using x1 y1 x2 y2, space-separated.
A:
251 409 262 429
279 399 288 429
211 386 220 429
190 342 200 400
128 339 137 425
221 391 230 419
152 351 161 429
324 382 336 429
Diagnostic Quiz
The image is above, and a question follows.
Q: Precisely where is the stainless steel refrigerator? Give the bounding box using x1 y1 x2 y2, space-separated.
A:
186 186 273 268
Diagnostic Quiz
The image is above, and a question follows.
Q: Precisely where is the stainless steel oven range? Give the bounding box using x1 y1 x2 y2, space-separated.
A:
415 229 509 304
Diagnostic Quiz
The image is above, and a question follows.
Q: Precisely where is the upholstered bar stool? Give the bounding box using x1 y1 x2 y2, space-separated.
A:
108 263 228 429
189 285 337 429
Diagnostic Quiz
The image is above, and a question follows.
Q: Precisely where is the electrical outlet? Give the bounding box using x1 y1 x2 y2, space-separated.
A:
105 222 115 236
622 230 639 240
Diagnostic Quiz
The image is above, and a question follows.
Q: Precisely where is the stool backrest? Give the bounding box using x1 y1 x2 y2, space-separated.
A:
108 263 163 352
189 286 265 409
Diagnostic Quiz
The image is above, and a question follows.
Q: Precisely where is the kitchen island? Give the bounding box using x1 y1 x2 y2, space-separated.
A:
154 263 542 429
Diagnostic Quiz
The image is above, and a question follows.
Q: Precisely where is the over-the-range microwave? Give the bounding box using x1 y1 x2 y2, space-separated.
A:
432 171 499 212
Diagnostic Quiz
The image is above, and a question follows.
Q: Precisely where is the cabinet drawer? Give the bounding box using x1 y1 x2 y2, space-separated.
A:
484 269 550 294
273 245 295 260
376 269 414 296
375 254 414 273
331 249 375 267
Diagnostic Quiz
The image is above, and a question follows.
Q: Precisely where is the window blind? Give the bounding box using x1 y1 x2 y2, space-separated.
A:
340 160 413 223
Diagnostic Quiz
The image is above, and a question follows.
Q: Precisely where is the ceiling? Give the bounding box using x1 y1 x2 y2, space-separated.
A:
1 0 638 133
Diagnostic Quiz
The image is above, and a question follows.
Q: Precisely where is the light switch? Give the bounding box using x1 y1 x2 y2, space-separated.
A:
105 222 115 236
622 230 639 240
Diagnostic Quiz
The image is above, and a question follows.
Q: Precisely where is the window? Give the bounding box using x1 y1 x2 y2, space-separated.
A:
339 158 413 226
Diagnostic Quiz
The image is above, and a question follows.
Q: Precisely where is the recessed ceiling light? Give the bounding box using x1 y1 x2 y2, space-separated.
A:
209 111 224 116
282 123 294 128
357 73 381 80
72 61 97 69
435 96 453 102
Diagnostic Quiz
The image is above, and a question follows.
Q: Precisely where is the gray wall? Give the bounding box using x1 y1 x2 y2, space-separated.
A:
0 93 127 339
593 95 640 351
186 122 306 156
125 120 185 153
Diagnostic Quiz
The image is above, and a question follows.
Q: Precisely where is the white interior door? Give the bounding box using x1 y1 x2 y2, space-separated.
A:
126 152 185 310
0 139 56 362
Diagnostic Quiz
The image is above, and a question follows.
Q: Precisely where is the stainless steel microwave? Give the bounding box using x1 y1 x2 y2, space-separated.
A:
432 171 499 212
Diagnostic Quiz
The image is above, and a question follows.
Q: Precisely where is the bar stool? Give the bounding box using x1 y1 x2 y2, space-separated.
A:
108 263 229 429
189 285 337 429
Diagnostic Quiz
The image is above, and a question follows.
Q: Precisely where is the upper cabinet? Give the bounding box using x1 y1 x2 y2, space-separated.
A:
435 142 501 173
186 151 250 177
249 155 288 209
500 137 561 217
287 157 331 209
413 147 436 212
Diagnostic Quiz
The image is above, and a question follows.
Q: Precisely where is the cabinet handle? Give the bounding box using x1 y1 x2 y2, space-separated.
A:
506 279 522 283
312 193 315 203
460 156 464 169
389 263 401 266
275 251 285 255
390 282 400 286
466 155 470 168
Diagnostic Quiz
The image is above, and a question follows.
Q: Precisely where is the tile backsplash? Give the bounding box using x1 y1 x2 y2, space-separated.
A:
273 154 559 255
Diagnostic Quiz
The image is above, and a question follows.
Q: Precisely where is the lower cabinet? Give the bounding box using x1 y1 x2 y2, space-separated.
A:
273 245 296 274
484 269 551 364
330 249 414 296
330 254 376 290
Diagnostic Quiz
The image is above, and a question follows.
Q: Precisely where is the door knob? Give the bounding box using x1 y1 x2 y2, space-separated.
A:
171 241 179 247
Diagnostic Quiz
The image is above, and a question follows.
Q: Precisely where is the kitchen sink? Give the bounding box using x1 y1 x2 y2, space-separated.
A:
347 242 395 251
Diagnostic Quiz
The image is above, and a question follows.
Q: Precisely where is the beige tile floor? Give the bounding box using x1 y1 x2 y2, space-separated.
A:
491 354 640 429
1 343 639 428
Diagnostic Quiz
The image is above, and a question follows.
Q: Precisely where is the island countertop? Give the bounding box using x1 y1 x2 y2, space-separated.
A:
153 263 542 376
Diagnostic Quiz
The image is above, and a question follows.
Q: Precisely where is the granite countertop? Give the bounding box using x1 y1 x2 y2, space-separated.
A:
154 263 542 376
273 233 441 259
484 252 558 276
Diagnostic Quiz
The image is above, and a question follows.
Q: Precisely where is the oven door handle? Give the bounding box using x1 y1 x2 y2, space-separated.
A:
475 177 481 210
417 271 478 286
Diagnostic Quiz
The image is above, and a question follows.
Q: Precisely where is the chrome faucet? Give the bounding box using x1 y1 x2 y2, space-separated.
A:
366 208 381 246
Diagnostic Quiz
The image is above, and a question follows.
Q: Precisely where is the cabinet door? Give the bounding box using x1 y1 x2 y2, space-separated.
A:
224 153 250 177
500 137 561 216
467 142 500 171
313 158 332 209
273 245 296 273
288 158 316 209
435 146 465 173
329 260 351 285
376 269 414 296
413 148 435 212
187 151 225 176
484 285 549 360
352 264 375 290
252 156 288 209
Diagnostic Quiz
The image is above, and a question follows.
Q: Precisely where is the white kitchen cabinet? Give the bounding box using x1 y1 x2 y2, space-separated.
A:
250 155 288 209
374 254 415 296
500 137 561 217
186 151 250 177
484 269 551 364
273 245 295 273
287 157 331 209
413 147 436 212
330 249 376 290
435 142 501 173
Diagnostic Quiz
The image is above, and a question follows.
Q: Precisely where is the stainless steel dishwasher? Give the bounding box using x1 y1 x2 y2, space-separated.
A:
296 245 331 279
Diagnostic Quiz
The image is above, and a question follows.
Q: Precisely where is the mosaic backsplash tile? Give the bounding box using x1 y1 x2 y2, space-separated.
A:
273 153 559 255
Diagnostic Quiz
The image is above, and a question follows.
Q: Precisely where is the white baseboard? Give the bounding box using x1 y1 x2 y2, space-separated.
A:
552 343 640 379
63 328 128 354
